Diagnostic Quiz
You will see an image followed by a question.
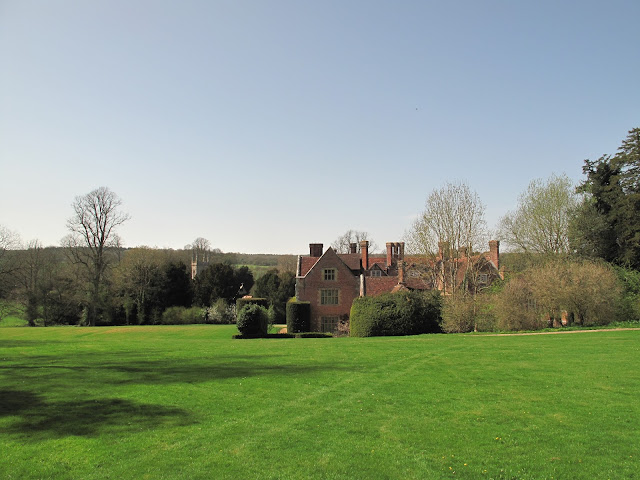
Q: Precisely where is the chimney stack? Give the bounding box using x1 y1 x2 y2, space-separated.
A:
309 243 323 257
360 240 369 270
350 243 358 254
489 240 500 270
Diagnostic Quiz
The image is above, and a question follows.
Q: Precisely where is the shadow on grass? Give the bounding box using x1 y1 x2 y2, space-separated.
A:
0 353 355 386
0 389 193 440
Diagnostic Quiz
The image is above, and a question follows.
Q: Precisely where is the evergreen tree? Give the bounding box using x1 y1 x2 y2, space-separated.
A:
573 128 640 268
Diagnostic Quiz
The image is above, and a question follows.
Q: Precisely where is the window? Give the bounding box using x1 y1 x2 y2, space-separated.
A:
478 274 488 284
321 316 339 333
320 289 339 305
323 268 336 281
370 269 382 277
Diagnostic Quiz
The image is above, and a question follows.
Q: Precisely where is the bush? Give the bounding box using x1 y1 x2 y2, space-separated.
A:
207 299 236 324
286 298 311 333
236 304 269 336
160 306 206 325
493 259 622 331
613 266 640 322
236 297 268 313
442 294 497 333
350 290 442 337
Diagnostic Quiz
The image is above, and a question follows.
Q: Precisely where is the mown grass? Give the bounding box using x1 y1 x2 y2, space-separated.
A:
1 326 639 479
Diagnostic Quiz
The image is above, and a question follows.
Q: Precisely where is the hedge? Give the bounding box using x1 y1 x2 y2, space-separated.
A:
286 298 311 333
236 304 269 336
350 290 442 337
236 297 269 311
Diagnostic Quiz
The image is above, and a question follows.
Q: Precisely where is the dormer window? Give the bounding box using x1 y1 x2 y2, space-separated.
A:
371 269 382 277
323 268 336 281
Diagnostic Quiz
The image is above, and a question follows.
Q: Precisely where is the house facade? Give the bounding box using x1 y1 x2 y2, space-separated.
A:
295 240 502 333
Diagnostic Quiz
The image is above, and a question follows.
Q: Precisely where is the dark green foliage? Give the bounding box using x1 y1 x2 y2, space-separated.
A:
234 266 254 295
236 297 268 311
350 290 442 337
236 304 269 336
253 269 296 324
193 263 254 307
286 299 311 333
613 266 640 322
573 128 640 268
161 261 193 308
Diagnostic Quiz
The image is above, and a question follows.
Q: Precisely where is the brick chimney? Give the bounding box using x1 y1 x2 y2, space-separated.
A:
489 240 500 270
360 240 369 270
386 242 394 268
309 243 323 257
398 243 405 284
350 243 358 254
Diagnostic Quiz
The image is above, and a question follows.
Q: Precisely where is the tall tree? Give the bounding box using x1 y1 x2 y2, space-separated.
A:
331 230 378 254
193 263 251 306
62 187 130 326
405 181 487 296
572 128 640 268
15 240 45 326
0 225 21 298
253 269 296 324
499 174 578 256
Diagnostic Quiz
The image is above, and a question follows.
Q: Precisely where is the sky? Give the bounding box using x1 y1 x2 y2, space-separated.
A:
1 0 639 254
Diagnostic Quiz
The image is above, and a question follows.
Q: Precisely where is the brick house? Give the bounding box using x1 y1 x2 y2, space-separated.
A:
295 240 502 333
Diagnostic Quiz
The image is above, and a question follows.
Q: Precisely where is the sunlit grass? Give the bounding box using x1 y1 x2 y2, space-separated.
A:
1 326 639 479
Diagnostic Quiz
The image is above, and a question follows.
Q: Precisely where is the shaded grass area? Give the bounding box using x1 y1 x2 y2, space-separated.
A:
1 326 639 479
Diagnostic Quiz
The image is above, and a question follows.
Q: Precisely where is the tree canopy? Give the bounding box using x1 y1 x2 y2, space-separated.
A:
572 128 640 268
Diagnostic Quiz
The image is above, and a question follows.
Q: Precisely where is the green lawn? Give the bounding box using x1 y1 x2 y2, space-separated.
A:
1 326 639 479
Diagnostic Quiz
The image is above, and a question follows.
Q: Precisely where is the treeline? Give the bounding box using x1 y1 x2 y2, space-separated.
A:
0 243 296 327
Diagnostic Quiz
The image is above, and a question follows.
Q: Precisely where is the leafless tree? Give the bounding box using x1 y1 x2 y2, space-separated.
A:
405 181 487 297
331 230 378 254
62 187 129 326
0 225 22 298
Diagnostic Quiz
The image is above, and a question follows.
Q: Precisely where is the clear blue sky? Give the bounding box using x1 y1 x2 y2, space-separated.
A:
1 0 638 254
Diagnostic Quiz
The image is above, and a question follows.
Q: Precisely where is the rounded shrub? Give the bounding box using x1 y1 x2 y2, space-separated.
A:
286 298 311 333
350 290 442 337
236 297 268 311
236 304 269 336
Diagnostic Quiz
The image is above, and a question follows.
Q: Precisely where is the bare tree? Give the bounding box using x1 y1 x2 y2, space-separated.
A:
405 181 487 297
190 237 211 253
499 174 578 256
331 230 378 253
0 225 22 298
62 187 129 326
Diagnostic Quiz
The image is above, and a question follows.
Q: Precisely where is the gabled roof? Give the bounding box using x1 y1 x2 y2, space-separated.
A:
298 247 358 278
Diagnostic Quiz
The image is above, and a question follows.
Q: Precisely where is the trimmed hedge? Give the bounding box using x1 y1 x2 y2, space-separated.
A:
236 304 269 336
286 298 311 333
294 332 332 338
236 297 269 311
350 290 442 337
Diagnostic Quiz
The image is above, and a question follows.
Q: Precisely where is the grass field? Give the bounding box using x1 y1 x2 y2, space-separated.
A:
1 326 639 479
